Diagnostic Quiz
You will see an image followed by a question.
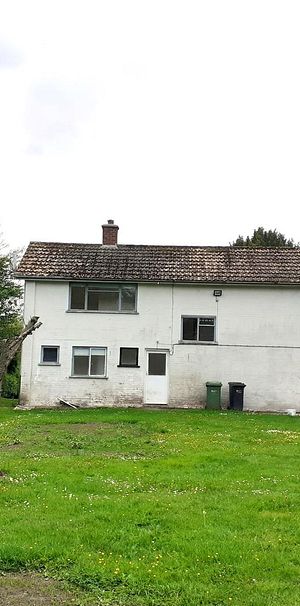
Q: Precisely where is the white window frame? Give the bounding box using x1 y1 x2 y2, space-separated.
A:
181 315 217 343
71 346 107 378
40 345 60 365
68 283 137 313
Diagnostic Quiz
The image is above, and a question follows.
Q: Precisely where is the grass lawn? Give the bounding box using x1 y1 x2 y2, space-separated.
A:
0 398 299 606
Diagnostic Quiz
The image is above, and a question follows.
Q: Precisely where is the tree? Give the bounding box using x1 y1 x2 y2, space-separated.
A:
0 252 22 341
0 242 42 395
0 316 42 395
230 227 296 248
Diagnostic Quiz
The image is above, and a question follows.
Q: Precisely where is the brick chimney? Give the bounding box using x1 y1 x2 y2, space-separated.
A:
102 219 119 246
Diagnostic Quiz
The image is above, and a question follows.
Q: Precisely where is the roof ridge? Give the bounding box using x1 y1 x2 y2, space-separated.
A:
26 241 300 251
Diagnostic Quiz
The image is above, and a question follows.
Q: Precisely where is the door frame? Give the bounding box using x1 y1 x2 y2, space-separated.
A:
144 349 169 405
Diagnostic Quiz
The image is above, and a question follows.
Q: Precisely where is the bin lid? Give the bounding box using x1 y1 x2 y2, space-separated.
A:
228 382 246 387
206 381 222 386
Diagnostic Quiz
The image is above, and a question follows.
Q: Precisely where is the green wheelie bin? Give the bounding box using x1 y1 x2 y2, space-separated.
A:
206 382 222 410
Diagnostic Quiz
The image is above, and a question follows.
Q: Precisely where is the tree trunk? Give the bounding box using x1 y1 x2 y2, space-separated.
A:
0 316 42 396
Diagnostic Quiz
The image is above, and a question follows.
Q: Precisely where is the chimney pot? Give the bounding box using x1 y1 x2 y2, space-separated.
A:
102 219 119 246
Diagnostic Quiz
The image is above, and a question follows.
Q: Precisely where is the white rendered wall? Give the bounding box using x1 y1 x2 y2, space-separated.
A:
20 281 300 411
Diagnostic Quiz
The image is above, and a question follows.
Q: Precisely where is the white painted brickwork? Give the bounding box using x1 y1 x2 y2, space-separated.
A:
20 281 300 411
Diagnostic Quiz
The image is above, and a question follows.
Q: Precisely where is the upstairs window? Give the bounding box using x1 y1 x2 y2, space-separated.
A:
69 283 137 313
182 316 216 342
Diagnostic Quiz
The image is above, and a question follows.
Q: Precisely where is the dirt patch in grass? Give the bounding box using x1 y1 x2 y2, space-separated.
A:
0 572 83 605
40 422 116 434
0 444 23 452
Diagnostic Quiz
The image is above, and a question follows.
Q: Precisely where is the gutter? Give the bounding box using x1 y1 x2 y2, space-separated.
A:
14 275 300 287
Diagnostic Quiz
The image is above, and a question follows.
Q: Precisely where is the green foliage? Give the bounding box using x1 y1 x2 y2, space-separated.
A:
2 372 20 399
231 226 296 248
0 247 22 397
0 252 22 341
0 405 299 605
2 353 21 398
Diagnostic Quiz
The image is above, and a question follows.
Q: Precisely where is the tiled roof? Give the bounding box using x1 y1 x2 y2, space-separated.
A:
15 241 300 284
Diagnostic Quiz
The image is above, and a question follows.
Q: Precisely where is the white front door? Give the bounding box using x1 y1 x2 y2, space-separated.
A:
144 351 168 404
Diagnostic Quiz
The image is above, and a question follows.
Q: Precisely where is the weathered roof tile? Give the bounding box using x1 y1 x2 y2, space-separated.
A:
15 241 300 284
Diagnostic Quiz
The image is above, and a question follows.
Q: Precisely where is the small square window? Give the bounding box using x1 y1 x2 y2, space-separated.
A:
119 348 139 367
41 346 60 365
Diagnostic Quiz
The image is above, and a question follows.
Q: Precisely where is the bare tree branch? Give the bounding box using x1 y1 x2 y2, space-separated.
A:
0 316 42 394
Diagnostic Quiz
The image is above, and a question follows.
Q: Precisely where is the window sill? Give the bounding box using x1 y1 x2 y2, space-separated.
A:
69 375 108 379
117 365 140 368
66 310 138 315
39 363 61 366
178 341 218 345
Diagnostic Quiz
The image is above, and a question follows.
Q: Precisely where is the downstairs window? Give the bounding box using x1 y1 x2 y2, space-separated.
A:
118 348 139 367
40 346 60 365
71 347 107 377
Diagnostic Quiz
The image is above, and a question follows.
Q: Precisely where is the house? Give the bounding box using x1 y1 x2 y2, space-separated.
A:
15 220 300 412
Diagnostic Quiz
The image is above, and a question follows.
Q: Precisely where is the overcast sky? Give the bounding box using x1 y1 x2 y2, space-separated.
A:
0 1 300 250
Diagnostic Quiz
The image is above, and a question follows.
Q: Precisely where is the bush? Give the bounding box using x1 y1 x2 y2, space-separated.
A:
2 373 20 398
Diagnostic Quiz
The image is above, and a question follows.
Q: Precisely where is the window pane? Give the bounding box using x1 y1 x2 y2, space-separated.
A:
73 347 89 356
73 356 89 375
70 285 85 309
87 290 119 311
73 348 89 375
199 325 215 341
87 291 99 310
90 353 105 375
148 353 166 376
121 287 136 311
90 348 106 357
199 317 214 325
120 348 138 366
42 347 58 363
182 317 197 340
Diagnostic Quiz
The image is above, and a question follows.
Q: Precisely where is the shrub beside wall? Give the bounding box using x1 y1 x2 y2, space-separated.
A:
2 354 20 399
